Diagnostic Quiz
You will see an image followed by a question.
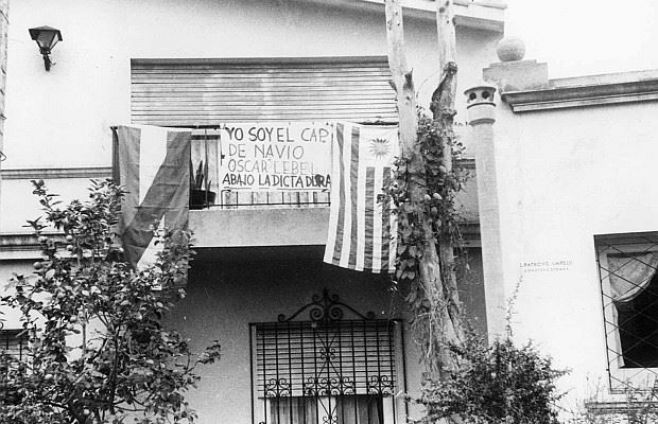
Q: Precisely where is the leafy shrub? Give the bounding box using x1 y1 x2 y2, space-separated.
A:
0 179 220 424
416 330 567 424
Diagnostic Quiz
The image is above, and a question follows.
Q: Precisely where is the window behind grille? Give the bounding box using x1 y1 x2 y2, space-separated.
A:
0 330 25 360
251 320 404 424
596 232 658 391
0 330 26 406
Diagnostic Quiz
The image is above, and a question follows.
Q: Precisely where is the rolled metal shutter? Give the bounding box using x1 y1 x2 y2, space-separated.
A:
131 57 397 126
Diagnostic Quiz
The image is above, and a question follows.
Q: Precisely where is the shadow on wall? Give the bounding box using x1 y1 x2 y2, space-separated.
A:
160 247 487 423
167 246 487 345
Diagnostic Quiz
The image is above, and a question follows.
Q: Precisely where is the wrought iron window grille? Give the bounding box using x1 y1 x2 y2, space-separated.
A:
596 232 658 392
0 328 26 361
0 328 27 405
250 289 405 424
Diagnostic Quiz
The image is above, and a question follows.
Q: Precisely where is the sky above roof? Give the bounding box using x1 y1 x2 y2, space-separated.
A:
504 0 658 79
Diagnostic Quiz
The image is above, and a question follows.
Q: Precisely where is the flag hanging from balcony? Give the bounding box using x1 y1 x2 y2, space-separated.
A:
324 123 398 274
112 125 191 269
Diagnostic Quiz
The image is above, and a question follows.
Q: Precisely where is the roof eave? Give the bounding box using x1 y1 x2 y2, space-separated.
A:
295 0 505 33
501 69 658 112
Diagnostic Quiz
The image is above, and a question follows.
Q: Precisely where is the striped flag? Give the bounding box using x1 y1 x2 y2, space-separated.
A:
112 125 192 269
324 122 398 274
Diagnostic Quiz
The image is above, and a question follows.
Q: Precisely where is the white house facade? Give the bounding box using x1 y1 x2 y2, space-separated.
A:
7 0 658 421
477 43 658 415
0 1 504 423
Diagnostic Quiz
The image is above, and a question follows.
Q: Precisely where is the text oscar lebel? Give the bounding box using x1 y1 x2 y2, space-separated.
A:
219 122 333 191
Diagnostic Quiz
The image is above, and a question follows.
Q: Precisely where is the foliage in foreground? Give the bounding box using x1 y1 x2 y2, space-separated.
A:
416 330 567 424
0 179 220 424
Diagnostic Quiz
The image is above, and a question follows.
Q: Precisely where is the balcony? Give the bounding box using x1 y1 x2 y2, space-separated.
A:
189 127 330 210
185 126 479 249
0 122 479 256
186 124 331 248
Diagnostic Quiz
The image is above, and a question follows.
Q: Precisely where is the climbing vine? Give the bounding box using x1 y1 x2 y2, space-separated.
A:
389 109 470 371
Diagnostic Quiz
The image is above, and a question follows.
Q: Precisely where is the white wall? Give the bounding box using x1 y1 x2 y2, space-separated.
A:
1 177 93 231
2 0 500 232
490 99 658 408
0 260 33 327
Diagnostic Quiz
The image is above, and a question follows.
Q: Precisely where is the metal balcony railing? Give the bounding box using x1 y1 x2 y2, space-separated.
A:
189 128 330 210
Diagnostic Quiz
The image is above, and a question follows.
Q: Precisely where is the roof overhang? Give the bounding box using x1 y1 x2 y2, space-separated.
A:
502 69 658 112
296 0 506 33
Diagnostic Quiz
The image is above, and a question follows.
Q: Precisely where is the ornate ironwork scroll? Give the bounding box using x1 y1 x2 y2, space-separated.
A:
277 289 376 324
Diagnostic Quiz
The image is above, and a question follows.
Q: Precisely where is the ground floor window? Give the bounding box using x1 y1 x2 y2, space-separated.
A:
0 329 27 405
267 392 385 424
251 290 405 424
0 329 26 360
596 232 658 390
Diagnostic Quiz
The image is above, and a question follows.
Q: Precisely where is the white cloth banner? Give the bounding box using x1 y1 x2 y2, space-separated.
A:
219 122 332 191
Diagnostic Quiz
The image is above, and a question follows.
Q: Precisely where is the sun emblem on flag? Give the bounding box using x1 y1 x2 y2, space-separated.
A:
369 137 391 159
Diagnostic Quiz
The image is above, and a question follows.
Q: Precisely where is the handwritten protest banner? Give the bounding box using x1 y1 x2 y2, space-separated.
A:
219 122 332 191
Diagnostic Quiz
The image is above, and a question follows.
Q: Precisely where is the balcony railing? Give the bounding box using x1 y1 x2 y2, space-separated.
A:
190 126 331 210
214 190 330 208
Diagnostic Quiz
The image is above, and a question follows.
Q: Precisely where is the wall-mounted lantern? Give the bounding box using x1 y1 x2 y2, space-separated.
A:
28 26 63 71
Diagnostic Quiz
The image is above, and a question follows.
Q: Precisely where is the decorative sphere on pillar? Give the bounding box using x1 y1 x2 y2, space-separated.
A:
496 37 525 62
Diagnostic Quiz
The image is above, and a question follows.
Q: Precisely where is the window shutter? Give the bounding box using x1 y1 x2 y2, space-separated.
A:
131 57 397 126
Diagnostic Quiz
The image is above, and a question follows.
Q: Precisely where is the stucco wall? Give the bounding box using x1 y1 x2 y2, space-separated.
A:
1 177 93 232
489 99 658 406
0 260 33 327
165 250 485 424
0 250 485 424
168 258 406 424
